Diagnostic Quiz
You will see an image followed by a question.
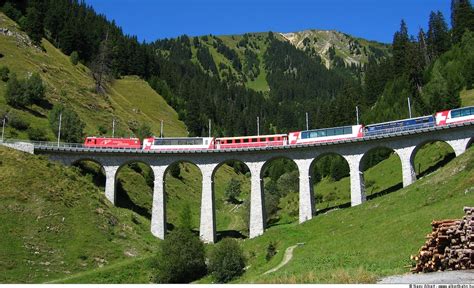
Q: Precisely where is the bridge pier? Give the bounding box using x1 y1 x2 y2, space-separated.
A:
104 166 119 204
248 162 265 239
199 164 217 243
151 166 167 240
295 159 314 223
345 154 366 206
395 146 417 187
446 138 471 157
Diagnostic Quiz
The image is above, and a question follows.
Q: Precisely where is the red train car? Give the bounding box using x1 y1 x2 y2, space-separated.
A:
84 137 141 149
215 134 288 149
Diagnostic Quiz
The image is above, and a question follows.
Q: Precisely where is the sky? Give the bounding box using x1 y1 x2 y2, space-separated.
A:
84 0 451 44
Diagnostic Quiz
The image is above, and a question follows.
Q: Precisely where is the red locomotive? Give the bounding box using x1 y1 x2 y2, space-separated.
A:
84 137 141 149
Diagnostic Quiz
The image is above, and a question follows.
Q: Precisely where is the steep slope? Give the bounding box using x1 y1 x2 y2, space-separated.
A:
0 12 187 140
280 30 390 69
0 146 159 283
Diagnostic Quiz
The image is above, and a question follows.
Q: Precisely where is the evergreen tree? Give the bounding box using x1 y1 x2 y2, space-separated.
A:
22 3 44 45
452 0 474 43
427 11 451 61
392 20 410 76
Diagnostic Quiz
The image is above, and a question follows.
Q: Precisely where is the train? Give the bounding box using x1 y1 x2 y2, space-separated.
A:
83 106 474 150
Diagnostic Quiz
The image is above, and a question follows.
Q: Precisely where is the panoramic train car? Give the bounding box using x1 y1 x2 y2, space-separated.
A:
288 125 363 145
83 137 141 149
215 134 288 149
435 106 474 126
142 137 215 150
364 115 435 136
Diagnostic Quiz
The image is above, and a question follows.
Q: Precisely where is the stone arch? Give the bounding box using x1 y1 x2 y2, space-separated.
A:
310 152 351 213
71 158 108 195
260 156 299 227
162 160 203 233
410 139 455 179
360 146 402 200
211 159 251 240
115 160 155 219
467 137 474 150
71 158 106 187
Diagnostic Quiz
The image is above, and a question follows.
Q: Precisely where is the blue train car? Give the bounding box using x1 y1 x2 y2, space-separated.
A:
365 115 435 136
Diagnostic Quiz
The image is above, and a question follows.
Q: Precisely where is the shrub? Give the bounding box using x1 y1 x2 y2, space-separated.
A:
266 242 277 261
224 178 241 203
70 51 79 65
8 113 29 131
5 73 28 107
136 122 152 141
153 228 206 283
27 127 48 141
0 66 10 82
208 238 246 283
5 72 45 107
49 104 85 143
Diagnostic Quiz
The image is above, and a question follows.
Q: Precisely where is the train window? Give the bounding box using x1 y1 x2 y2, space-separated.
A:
452 110 461 118
252 138 257 142
343 127 352 134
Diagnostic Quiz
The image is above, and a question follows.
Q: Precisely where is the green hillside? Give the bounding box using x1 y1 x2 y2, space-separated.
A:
0 12 187 140
0 146 159 283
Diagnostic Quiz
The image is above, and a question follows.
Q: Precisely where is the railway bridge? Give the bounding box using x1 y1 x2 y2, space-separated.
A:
3 122 473 243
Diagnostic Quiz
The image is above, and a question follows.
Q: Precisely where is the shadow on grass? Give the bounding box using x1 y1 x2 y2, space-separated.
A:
416 152 455 179
116 180 151 219
366 182 403 200
216 230 247 242
73 162 106 188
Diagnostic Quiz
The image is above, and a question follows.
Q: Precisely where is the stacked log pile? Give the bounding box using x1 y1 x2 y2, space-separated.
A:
411 207 473 273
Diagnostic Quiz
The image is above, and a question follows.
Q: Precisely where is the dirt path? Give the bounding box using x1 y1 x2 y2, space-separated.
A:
263 243 304 275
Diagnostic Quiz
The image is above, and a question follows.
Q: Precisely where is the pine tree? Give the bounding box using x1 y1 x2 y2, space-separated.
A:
392 20 410 76
22 6 44 44
452 0 474 43
427 11 451 61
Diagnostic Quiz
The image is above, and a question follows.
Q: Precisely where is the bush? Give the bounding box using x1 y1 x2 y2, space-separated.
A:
136 122 152 141
224 178 241 203
0 66 10 82
5 72 45 107
27 127 48 141
70 51 79 65
8 113 29 131
49 104 85 143
208 238 246 283
153 229 206 283
168 163 181 179
5 73 28 107
266 242 277 261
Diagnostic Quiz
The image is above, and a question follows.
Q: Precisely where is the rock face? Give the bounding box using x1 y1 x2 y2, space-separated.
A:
279 30 390 69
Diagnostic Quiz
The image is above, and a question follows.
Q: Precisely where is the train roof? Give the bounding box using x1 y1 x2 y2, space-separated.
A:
216 134 287 140
85 136 140 140
297 124 362 134
150 137 213 140
365 115 434 127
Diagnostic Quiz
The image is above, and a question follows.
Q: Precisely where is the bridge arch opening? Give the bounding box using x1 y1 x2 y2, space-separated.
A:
72 159 106 190
411 140 455 179
115 161 154 219
311 153 350 213
212 160 250 241
468 138 474 150
360 147 402 200
261 157 299 227
163 160 202 234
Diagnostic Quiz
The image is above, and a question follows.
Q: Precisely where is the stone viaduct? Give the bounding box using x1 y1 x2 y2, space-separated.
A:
6 122 473 243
